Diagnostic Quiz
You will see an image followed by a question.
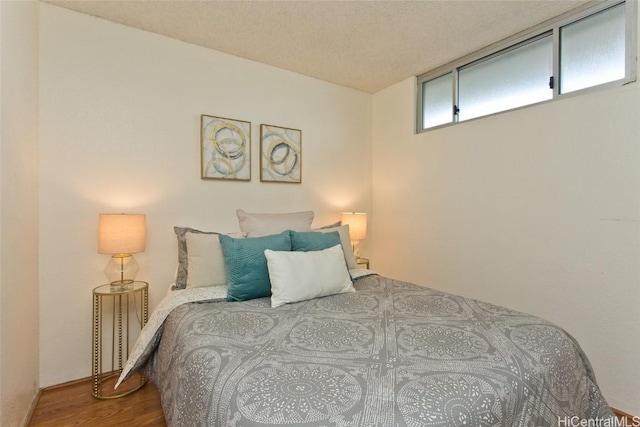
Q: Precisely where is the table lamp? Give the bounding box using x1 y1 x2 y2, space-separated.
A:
341 212 367 258
98 213 146 289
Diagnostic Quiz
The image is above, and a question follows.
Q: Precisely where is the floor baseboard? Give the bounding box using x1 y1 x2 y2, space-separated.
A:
22 389 42 427
612 407 638 424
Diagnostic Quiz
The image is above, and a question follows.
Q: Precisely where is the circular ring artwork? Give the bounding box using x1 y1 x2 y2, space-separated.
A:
201 115 251 181
260 124 302 183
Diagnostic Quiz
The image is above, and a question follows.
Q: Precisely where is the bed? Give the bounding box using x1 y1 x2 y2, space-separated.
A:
116 211 614 426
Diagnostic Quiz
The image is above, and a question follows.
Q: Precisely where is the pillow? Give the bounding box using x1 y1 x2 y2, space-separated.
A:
237 209 314 237
173 227 244 290
265 244 354 308
313 221 341 230
219 232 292 301
290 230 341 252
315 224 358 269
184 233 227 288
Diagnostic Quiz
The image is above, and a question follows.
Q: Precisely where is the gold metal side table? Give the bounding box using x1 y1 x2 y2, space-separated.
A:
92 281 148 399
356 257 370 269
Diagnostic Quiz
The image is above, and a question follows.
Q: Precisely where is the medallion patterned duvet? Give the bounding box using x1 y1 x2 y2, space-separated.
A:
122 274 613 426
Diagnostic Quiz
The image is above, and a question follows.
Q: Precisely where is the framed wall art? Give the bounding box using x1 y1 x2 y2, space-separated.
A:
260 124 302 183
201 114 251 181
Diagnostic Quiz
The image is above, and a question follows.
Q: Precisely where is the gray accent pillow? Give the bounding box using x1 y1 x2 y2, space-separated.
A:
316 224 358 269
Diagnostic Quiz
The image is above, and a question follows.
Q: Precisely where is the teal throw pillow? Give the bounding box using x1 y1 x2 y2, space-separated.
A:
290 230 341 252
219 232 292 301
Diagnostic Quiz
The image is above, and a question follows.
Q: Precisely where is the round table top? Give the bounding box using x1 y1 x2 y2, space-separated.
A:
93 281 148 295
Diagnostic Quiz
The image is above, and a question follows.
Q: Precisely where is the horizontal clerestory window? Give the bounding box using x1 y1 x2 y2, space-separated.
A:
417 1 636 132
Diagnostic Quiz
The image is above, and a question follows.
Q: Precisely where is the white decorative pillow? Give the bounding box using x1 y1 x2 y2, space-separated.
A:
315 224 358 269
237 209 314 237
184 232 228 288
265 244 354 308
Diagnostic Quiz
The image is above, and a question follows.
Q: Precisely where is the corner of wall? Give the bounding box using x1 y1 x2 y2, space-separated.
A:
0 1 40 425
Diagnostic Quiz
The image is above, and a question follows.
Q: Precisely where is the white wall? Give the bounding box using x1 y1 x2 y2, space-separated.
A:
0 1 40 425
372 71 640 413
38 3 371 387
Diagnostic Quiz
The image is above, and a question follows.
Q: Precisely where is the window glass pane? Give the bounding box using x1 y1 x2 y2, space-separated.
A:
422 73 452 129
560 4 626 94
458 36 553 122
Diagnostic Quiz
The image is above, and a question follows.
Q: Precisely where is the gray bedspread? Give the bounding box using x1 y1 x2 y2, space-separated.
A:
139 274 613 426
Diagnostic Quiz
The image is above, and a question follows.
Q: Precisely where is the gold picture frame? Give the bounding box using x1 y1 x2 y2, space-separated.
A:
260 124 302 183
201 114 251 181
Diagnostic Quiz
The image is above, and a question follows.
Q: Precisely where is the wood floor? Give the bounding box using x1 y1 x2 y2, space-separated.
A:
28 376 166 427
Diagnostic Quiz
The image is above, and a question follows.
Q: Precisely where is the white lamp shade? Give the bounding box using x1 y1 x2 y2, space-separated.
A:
98 214 146 255
341 212 367 241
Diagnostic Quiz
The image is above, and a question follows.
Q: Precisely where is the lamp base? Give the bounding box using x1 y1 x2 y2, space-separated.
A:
104 254 139 289
109 280 134 292
351 240 361 258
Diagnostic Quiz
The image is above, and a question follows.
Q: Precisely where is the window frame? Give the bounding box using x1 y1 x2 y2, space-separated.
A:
416 0 637 133
456 31 554 122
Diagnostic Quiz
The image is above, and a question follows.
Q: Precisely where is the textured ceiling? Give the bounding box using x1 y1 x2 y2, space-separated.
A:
44 0 587 93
